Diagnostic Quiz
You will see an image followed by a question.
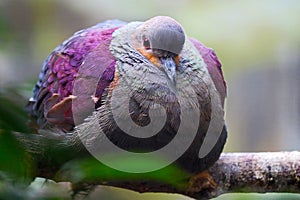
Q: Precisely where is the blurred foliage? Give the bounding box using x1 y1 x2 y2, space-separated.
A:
58 156 189 189
0 90 33 198
0 89 31 132
0 130 32 181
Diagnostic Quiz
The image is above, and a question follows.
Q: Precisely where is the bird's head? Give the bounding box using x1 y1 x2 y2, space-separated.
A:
134 16 186 83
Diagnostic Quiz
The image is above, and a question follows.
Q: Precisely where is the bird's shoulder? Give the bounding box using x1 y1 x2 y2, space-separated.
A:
189 38 227 104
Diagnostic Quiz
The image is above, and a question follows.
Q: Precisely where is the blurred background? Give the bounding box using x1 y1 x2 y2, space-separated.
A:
0 0 299 199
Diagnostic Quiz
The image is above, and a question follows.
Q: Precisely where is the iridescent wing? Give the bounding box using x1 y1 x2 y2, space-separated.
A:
27 20 126 131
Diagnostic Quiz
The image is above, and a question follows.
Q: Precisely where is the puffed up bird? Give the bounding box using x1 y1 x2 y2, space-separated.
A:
27 16 227 188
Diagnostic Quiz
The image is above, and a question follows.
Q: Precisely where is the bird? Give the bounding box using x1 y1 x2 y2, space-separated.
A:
27 16 227 190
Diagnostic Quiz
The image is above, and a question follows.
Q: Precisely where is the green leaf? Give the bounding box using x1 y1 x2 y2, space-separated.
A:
57 155 189 190
0 92 30 133
0 129 33 183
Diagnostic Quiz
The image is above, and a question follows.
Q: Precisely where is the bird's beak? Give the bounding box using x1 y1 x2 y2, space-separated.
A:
160 57 176 84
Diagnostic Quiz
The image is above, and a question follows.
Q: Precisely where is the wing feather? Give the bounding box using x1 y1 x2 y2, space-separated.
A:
27 20 126 131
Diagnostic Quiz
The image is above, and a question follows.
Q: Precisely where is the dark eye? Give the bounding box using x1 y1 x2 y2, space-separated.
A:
143 38 151 50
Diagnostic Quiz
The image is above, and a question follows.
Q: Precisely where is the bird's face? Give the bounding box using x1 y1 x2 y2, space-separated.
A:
135 16 185 83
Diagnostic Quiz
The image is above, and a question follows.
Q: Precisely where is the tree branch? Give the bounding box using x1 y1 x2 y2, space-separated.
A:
75 152 300 200
206 152 300 199
13 132 300 199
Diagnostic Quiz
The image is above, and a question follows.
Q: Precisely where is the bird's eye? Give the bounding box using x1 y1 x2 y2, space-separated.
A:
143 38 151 50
